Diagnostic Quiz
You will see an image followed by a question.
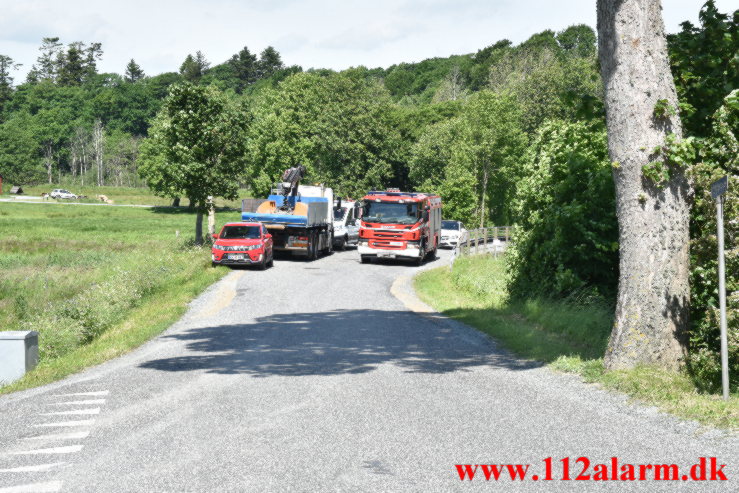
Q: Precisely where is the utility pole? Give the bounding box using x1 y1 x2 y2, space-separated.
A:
711 176 729 400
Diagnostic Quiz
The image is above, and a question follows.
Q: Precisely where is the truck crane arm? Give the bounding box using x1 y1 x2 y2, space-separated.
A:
279 165 306 211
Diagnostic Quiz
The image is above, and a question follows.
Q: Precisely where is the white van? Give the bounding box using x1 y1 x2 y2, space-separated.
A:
333 200 360 250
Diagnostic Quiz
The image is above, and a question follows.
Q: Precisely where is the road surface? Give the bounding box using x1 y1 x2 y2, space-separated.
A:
0 249 736 492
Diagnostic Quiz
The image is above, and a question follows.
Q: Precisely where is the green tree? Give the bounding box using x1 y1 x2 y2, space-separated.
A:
57 42 87 86
668 0 738 137
228 46 257 92
29 37 63 82
124 59 145 82
0 55 21 112
685 90 738 391
507 120 618 298
138 83 248 243
0 112 44 184
556 24 597 58
256 46 284 80
179 51 209 83
489 39 602 133
410 91 527 225
247 71 400 198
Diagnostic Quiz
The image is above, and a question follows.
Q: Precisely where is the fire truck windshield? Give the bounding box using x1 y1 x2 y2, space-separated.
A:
362 201 419 224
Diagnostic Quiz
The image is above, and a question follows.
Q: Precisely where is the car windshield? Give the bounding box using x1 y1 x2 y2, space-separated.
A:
441 221 460 230
220 226 261 239
362 201 419 225
334 207 347 220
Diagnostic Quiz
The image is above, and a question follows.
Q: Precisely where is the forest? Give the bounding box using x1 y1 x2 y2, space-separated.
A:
0 1 736 391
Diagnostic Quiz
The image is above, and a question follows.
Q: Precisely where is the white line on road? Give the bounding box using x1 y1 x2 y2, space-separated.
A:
0 481 63 492
0 462 67 473
33 420 95 428
22 431 90 441
9 445 83 455
54 391 108 397
52 399 105 406
41 408 100 416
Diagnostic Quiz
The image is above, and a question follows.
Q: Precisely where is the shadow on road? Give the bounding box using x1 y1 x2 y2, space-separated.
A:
138 309 539 377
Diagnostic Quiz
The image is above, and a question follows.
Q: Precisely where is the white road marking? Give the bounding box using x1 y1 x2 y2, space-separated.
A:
9 445 83 455
52 399 105 406
0 481 63 492
0 462 67 473
41 408 100 416
23 431 89 441
54 391 108 397
33 420 94 428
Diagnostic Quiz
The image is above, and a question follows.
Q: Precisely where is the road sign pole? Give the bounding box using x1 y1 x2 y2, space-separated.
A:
716 195 729 400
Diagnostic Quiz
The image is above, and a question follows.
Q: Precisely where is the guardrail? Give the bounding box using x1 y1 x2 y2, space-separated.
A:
450 226 513 269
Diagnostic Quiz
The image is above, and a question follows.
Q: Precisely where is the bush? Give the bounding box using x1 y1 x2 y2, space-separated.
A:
685 91 738 392
507 119 618 299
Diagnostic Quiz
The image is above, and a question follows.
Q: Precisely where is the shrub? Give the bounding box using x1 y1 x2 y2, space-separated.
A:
507 119 618 299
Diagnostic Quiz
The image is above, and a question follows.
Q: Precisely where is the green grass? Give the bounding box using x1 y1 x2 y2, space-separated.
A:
2 184 249 208
415 255 739 430
0 202 242 394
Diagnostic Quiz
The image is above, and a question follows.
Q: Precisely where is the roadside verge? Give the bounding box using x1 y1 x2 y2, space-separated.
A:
392 262 738 432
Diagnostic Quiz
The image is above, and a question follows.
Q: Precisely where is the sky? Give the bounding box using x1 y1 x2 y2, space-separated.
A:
0 0 734 81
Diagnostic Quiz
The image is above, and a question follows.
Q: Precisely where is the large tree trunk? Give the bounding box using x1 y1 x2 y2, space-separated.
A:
93 119 104 187
44 143 53 184
207 196 216 237
195 209 204 246
597 0 691 370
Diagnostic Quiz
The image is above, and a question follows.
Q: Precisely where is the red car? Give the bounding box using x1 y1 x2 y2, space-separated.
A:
211 222 274 269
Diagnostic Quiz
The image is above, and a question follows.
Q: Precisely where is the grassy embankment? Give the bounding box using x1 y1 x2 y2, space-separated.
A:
0 201 243 394
415 255 738 430
2 184 248 208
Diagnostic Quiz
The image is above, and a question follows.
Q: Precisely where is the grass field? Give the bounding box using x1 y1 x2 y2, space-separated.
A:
0 201 243 394
415 255 738 430
2 184 249 208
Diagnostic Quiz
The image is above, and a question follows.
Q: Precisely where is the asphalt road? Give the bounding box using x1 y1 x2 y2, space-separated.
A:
0 249 737 492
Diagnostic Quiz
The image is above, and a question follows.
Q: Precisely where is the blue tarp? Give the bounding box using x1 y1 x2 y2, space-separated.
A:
241 195 329 226
241 212 308 226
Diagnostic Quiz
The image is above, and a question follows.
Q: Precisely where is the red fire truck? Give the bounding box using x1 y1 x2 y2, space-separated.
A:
358 189 442 265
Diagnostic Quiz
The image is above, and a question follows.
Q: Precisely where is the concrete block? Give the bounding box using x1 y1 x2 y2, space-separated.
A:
0 331 39 385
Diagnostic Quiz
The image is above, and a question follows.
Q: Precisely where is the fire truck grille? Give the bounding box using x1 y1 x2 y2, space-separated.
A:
374 231 404 239
371 240 404 250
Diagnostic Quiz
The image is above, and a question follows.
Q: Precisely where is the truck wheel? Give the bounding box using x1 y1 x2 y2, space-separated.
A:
360 255 370 264
414 256 423 267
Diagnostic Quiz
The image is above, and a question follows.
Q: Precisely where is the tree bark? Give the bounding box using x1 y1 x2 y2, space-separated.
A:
207 196 216 237
479 164 488 229
597 0 691 370
93 119 104 187
44 143 53 184
195 209 204 246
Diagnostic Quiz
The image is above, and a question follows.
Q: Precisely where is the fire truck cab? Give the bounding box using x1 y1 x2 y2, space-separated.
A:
358 189 442 265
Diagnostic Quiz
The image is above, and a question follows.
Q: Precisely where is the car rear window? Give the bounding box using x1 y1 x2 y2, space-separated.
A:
221 226 261 239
